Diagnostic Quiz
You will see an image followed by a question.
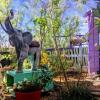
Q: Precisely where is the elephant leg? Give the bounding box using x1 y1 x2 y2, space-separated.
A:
29 47 41 71
35 47 41 67
15 47 20 60
16 59 23 73
28 53 36 71
16 46 29 73
15 47 23 73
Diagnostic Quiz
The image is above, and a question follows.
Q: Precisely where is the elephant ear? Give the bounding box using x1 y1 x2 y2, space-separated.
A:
22 32 32 45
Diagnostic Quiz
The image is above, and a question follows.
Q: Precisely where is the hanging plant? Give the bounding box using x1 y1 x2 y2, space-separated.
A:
70 36 86 46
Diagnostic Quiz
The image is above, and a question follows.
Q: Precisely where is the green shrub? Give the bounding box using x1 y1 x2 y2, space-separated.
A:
59 85 97 100
32 67 54 92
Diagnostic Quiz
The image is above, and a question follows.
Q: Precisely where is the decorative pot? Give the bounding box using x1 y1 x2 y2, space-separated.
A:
16 90 41 100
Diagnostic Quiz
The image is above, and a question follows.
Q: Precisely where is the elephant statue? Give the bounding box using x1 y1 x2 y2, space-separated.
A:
0 9 41 72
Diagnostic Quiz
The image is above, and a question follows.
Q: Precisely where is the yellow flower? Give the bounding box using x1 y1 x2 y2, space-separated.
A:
40 52 49 65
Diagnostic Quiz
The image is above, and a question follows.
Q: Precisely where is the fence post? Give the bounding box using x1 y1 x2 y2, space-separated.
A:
86 10 99 74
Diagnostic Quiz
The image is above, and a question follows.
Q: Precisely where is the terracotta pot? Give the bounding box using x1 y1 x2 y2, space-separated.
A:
16 90 41 100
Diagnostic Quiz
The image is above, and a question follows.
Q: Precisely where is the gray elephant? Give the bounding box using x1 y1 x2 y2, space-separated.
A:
0 10 41 72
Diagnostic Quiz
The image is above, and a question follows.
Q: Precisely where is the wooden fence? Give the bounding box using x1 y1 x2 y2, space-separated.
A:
46 45 88 67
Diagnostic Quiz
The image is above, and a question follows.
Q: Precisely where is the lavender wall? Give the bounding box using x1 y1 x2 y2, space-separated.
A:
86 10 99 74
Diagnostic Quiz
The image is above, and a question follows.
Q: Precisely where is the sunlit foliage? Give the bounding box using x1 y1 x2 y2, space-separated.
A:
0 0 12 22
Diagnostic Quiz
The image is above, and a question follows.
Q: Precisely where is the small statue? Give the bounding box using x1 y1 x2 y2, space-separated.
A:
0 9 41 72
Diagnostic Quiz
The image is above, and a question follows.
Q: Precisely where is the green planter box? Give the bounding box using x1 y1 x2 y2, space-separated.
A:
6 68 54 91
6 69 33 86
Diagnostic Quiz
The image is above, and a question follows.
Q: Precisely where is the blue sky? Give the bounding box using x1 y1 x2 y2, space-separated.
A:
0 0 98 46
10 0 97 34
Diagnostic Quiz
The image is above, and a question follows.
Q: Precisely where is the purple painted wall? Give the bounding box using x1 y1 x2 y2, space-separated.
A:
86 10 99 74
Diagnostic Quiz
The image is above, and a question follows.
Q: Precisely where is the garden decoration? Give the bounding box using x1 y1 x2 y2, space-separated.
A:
0 9 41 73
0 10 54 93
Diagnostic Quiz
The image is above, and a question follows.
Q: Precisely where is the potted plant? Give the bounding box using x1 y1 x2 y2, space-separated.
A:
13 80 41 100
70 36 86 46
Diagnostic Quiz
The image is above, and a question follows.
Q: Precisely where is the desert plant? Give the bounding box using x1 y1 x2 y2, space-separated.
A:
59 85 97 100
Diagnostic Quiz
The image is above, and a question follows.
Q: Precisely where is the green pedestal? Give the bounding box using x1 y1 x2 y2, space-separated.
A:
6 69 33 86
6 68 54 91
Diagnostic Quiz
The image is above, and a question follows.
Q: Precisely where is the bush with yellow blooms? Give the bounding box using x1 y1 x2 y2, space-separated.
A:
40 52 49 66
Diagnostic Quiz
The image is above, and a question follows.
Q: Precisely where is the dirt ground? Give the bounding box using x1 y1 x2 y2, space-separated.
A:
1 73 100 100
